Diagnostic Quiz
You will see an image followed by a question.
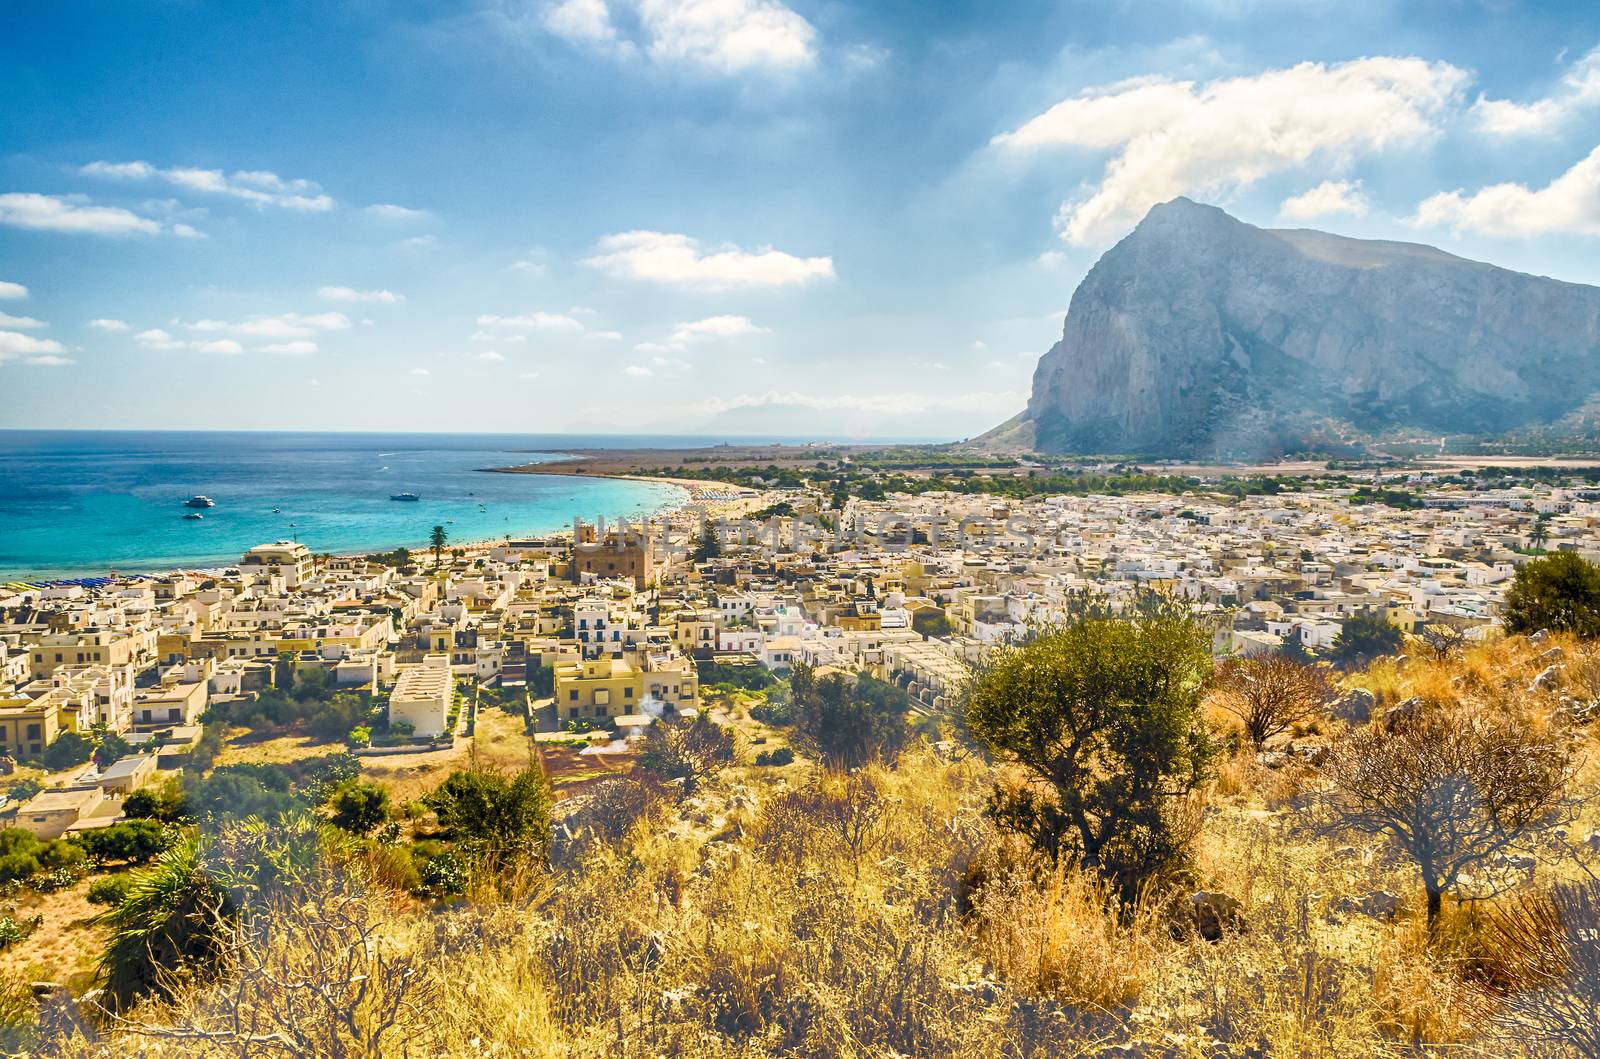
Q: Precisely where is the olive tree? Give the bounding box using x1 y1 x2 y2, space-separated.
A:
1315 709 1576 926
962 601 1216 902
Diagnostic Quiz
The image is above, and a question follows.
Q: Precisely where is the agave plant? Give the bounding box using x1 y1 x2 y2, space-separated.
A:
96 833 237 1010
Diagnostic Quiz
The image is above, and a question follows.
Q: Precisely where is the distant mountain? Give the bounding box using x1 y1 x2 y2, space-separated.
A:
983 198 1600 458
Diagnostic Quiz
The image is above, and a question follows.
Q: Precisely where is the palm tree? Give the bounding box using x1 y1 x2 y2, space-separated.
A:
1531 513 1551 552
430 524 448 568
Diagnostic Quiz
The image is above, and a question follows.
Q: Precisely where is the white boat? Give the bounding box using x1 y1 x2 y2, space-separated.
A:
184 495 215 508
390 492 421 502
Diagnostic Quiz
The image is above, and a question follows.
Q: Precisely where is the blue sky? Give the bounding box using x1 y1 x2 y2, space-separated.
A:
3 0 1600 438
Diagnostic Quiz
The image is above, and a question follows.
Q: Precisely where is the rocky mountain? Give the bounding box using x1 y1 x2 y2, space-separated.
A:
991 198 1600 458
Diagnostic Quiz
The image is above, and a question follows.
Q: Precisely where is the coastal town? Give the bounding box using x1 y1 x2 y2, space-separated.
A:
0 460 1584 840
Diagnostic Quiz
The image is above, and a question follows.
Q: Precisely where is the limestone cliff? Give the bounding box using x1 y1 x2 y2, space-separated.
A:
1003 198 1600 457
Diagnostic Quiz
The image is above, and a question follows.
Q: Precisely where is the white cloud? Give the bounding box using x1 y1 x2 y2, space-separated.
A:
584 329 624 341
184 312 351 339
17 354 73 366
625 364 654 377
0 281 28 299
318 286 403 304
994 57 1468 245
0 331 66 361
0 193 168 236
135 328 185 350
0 313 45 329
476 350 506 361
544 0 625 46
410 368 431 376
1472 46 1600 137
1280 179 1370 220
584 230 834 289
542 0 815 74
363 203 430 221
259 340 318 355
82 160 334 211
638 314 770 352
476 311 586 332
912 361 950 371
195 339 244 355
88 318 129 331
638 0 815 73
398 235 437 250
1411 144 1600 236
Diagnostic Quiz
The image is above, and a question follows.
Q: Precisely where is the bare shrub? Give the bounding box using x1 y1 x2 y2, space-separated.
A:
1314 708 1577 925
1213 655 1332 748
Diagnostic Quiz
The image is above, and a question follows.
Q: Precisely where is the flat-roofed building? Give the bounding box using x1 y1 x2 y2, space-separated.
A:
240 541 315 589
389 654 452 737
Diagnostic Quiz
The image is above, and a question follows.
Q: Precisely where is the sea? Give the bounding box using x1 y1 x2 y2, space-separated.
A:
0 431 801 581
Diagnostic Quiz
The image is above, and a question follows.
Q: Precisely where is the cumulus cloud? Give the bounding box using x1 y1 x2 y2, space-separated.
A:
1472 46 1600 137
584 231 834 289
0 281 27 299
0 312 45 329
135 328 186 350
195 339 244 355
410 367 431 376
636 314 769 352
994 57 1468 245
259 340 318 355
1280 179 1371 220
1410 144 1600 236
475 350 507 362
0 329 73 366
0 193 172 236
81 160 334 211
87 318 128 331
0 331 67 360
363 203 430 221
542 0 815 74
318 286 403 303
184 312 350 339
624 364 654 377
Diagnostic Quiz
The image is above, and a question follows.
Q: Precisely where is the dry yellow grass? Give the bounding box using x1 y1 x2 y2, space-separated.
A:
46 633 1600 1057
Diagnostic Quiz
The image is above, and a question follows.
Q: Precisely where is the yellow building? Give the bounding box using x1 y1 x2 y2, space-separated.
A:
0 692 62 758
554 656 645 722
29 629 150 679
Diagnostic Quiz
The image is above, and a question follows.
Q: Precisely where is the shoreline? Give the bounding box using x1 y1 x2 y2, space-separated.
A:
0 469 770 586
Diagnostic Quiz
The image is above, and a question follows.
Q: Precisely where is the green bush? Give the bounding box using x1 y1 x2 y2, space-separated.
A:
39 731 93 771
87 875 134 906
754 747 795 766
327 780 390 834
74 820 168 865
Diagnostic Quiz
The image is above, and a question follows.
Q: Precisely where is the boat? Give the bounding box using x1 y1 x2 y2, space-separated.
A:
389 492 421 502
184 496 215 508
183 512 204 521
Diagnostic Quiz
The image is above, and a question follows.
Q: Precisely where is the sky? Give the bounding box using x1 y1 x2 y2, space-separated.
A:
3 0 1600 440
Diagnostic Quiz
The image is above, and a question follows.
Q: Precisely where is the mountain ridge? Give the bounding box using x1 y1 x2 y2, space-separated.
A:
984 198 1600 458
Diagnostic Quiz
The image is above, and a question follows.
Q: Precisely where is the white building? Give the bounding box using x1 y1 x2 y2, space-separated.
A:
389 654 453 738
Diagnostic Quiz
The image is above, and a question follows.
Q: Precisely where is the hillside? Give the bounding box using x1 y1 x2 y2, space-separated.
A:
28 630 1600 1058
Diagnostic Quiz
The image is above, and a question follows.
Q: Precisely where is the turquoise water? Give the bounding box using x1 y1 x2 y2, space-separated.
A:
0 431 696 579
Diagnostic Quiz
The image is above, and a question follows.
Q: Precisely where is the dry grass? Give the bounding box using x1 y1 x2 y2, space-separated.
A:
43 633 1600 1058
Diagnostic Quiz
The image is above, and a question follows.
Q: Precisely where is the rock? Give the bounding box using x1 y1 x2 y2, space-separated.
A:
1586 831 1600 854
1189 890 1245 942
1530 629 1552 646
1288 740 1332 768
1382 697 1424 731
1329 687 1375 725
1255 751 1292 770
1530 664 1565 693
1331 891 1402 922
984 197 1600 459
1540 646 1566 662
